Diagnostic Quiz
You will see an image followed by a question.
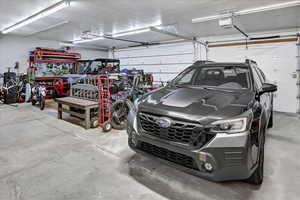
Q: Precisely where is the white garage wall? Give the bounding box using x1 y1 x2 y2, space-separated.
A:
208 42 298 113
114 42 196 83
114 36 298 113
0 35 108 73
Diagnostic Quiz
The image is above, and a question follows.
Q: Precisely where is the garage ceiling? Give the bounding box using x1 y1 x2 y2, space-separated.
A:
0 0 299 48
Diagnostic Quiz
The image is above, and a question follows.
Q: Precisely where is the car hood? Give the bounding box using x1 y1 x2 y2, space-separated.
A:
138 86 255 124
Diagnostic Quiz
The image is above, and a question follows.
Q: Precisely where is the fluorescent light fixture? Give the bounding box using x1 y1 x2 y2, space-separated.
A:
192 0 300 23
192 13 232 23
73 24 163 43
1 0 70 34
192 15 222 23
112 28 151 37
73 36 105 44
236 0 300 15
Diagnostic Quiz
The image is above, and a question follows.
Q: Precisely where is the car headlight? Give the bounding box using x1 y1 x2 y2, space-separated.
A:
210 118 248 133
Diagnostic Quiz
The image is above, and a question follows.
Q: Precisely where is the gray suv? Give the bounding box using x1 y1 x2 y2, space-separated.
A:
127 59 277 185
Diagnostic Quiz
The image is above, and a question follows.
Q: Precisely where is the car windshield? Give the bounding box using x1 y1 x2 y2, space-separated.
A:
172 65 251 90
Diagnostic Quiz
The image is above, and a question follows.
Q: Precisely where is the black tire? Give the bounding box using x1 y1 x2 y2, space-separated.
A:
40 98 45 110
4 86 18 104
267 110 273 128
102 121 112 132
247 132 265 185
111 100 131 130
32 99 37 106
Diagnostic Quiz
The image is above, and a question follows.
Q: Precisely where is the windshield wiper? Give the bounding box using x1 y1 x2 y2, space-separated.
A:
172 84 187 88
190 86 234 92
202 87 234 92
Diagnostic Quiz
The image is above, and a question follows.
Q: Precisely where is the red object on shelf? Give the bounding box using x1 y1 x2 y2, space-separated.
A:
29 48 81 68
28 48 81 99
34 77 70 99
33 59 78 63
97 74 111 127
34 50 81 57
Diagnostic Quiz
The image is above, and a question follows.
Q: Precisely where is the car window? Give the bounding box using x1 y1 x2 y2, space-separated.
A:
173 65 251 89
174 68 196 85
252 67 263 89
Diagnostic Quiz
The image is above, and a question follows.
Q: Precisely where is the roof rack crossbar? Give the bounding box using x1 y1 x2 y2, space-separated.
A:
193 60 214 65
245 59 257 64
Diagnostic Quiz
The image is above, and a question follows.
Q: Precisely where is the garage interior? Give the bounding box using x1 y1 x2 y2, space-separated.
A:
0 0 300 200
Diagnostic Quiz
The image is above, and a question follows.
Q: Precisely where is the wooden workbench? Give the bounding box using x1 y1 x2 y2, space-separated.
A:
55 97 99 129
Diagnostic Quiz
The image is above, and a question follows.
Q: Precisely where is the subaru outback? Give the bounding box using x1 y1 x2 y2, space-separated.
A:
127 59 277 185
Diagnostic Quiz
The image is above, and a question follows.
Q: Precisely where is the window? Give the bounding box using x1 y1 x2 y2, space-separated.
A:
172 65 251 89
173 68 196 85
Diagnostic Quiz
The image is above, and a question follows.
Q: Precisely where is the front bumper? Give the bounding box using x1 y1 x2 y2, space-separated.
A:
127 111 255 182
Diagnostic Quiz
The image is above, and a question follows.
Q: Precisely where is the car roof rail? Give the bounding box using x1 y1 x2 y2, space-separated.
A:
193 60 214 65
245 59 257 65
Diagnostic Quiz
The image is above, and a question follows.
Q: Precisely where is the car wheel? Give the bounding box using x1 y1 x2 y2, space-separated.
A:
267 110 273 128
111 100 131 130
247 133 265 185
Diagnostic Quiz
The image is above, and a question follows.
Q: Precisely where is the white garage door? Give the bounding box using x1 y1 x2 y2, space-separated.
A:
208 42 298 113
114 42 195 83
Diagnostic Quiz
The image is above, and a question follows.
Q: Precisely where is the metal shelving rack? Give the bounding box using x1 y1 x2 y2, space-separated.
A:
28 48 81 99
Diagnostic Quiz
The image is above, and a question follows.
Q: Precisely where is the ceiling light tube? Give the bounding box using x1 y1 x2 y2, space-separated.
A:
1 0 70 34
236 0 300 15
112 28 151 37
192 13 232 23
192 0 300 23
73 37 105 44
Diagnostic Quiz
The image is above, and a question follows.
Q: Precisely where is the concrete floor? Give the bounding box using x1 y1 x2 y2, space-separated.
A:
0 102 300 200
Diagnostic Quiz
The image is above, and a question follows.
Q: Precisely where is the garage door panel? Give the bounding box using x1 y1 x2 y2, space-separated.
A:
208 42 298 113
116 42 194 83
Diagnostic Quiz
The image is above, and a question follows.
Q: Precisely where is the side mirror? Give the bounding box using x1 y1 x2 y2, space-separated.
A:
259 83 277 95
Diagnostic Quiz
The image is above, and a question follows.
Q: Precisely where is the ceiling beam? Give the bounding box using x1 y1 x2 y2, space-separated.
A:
86 33 156 45
60 41 109 51
103 35 153 45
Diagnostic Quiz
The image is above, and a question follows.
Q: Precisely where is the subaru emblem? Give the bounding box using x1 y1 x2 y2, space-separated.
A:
156 117 172 128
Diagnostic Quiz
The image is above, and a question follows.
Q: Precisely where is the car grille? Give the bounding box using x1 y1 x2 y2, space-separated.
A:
140 142 198 170
139 112 213 147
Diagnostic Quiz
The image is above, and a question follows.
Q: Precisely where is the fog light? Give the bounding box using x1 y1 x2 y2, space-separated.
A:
204 162 213 171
